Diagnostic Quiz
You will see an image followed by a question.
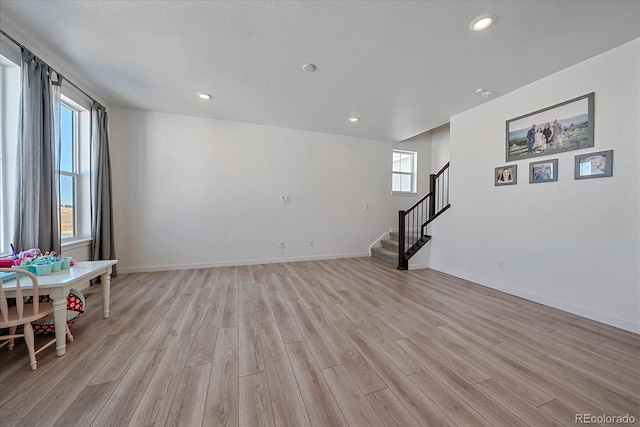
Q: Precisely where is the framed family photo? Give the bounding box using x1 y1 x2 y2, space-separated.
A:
506 93 595 162
529 159 558 183
575 149 613 179
495 165 517 186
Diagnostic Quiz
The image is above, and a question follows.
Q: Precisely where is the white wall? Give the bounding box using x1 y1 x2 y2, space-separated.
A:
430 123 450 172
429 39 640 333
109 110 422 272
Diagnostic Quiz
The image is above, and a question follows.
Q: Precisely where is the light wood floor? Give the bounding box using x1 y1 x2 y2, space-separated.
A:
1 257 638 426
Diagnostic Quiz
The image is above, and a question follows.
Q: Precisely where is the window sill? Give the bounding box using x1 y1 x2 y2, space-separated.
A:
62 238 92 251
0 238 92 257
392 191 418 196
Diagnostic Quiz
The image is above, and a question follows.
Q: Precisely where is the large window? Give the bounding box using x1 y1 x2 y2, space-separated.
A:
59 95 90 244
0 51 90 255
0 54 20 256
392 149 417 194
60 102 78 239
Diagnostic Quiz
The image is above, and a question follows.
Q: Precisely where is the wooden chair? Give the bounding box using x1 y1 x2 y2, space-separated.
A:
0 268 73 370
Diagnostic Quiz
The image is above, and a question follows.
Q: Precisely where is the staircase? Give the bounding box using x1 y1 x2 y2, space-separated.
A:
371 230 431 266
370 162 450 270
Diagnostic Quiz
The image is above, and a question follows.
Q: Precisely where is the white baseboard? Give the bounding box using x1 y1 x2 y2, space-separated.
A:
408 262 430 270
430 263 639 334
117 252 369 274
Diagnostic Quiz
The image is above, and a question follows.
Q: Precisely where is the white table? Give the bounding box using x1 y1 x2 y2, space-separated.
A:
2 260 118 356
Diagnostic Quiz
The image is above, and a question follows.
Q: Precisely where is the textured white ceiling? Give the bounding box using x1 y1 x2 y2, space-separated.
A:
0 1 638 141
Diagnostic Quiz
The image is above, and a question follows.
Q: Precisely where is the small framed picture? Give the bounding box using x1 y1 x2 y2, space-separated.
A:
529 159 558 183
575 150 613 179
495 165 517 186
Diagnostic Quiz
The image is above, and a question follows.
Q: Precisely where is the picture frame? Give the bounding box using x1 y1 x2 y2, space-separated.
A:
506 93 595 162
575 149 613 179
529 159 558 183
495 165 517 186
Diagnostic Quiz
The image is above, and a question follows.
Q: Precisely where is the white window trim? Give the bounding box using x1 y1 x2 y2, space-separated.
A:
59 94 91 244
0 54 19 257
392 149 418 195
60 100 79 240
62 237 92 251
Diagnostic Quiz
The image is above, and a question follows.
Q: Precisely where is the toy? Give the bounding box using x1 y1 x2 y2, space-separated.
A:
26 289 86 334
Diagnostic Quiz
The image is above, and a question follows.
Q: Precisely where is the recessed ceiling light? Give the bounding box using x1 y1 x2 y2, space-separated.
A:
476 88 494 98
470 14 496 31
349 116 359 122
197 92 212 100
302 63 317 72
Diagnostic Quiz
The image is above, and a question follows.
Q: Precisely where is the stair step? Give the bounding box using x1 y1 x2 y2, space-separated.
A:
371 247 397 266
371 234 433 268
380 239 411 251
389 230 422 242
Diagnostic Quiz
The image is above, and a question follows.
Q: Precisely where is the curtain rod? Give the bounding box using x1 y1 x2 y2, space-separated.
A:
0 28 105 109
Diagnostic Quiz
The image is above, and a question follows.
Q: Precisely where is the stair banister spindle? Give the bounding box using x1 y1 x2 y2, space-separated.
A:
422 199 425 235
423 198 426 235
440 172 443 207
419 201 422 237
439 175 442 211
447 167 450 205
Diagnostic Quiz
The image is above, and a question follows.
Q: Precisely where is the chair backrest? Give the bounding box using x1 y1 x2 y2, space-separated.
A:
0 268 41 324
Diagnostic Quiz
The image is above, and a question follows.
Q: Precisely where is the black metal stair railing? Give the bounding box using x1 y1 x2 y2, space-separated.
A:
397 162 450 270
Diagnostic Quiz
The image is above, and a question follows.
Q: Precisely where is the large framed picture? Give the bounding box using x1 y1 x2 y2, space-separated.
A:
506 93 594 162
495 165 517 186
575 150 613 179
529 159 558 183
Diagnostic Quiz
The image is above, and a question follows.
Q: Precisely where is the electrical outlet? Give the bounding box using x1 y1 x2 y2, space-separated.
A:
308 240 314 247
497 260 504 269
364 203 369 210
278 241 286 248
286 195 291 201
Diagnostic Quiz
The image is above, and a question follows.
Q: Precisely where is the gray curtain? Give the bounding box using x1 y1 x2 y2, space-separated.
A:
90 102 117 275
13 49 62 254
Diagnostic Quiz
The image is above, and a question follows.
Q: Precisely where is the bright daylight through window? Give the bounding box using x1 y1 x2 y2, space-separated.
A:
60 102 78 239
392 149 417 194
0 52 89 255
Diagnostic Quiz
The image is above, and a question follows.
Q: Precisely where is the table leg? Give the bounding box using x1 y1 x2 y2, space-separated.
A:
101 267 112 318
52 295 68 356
